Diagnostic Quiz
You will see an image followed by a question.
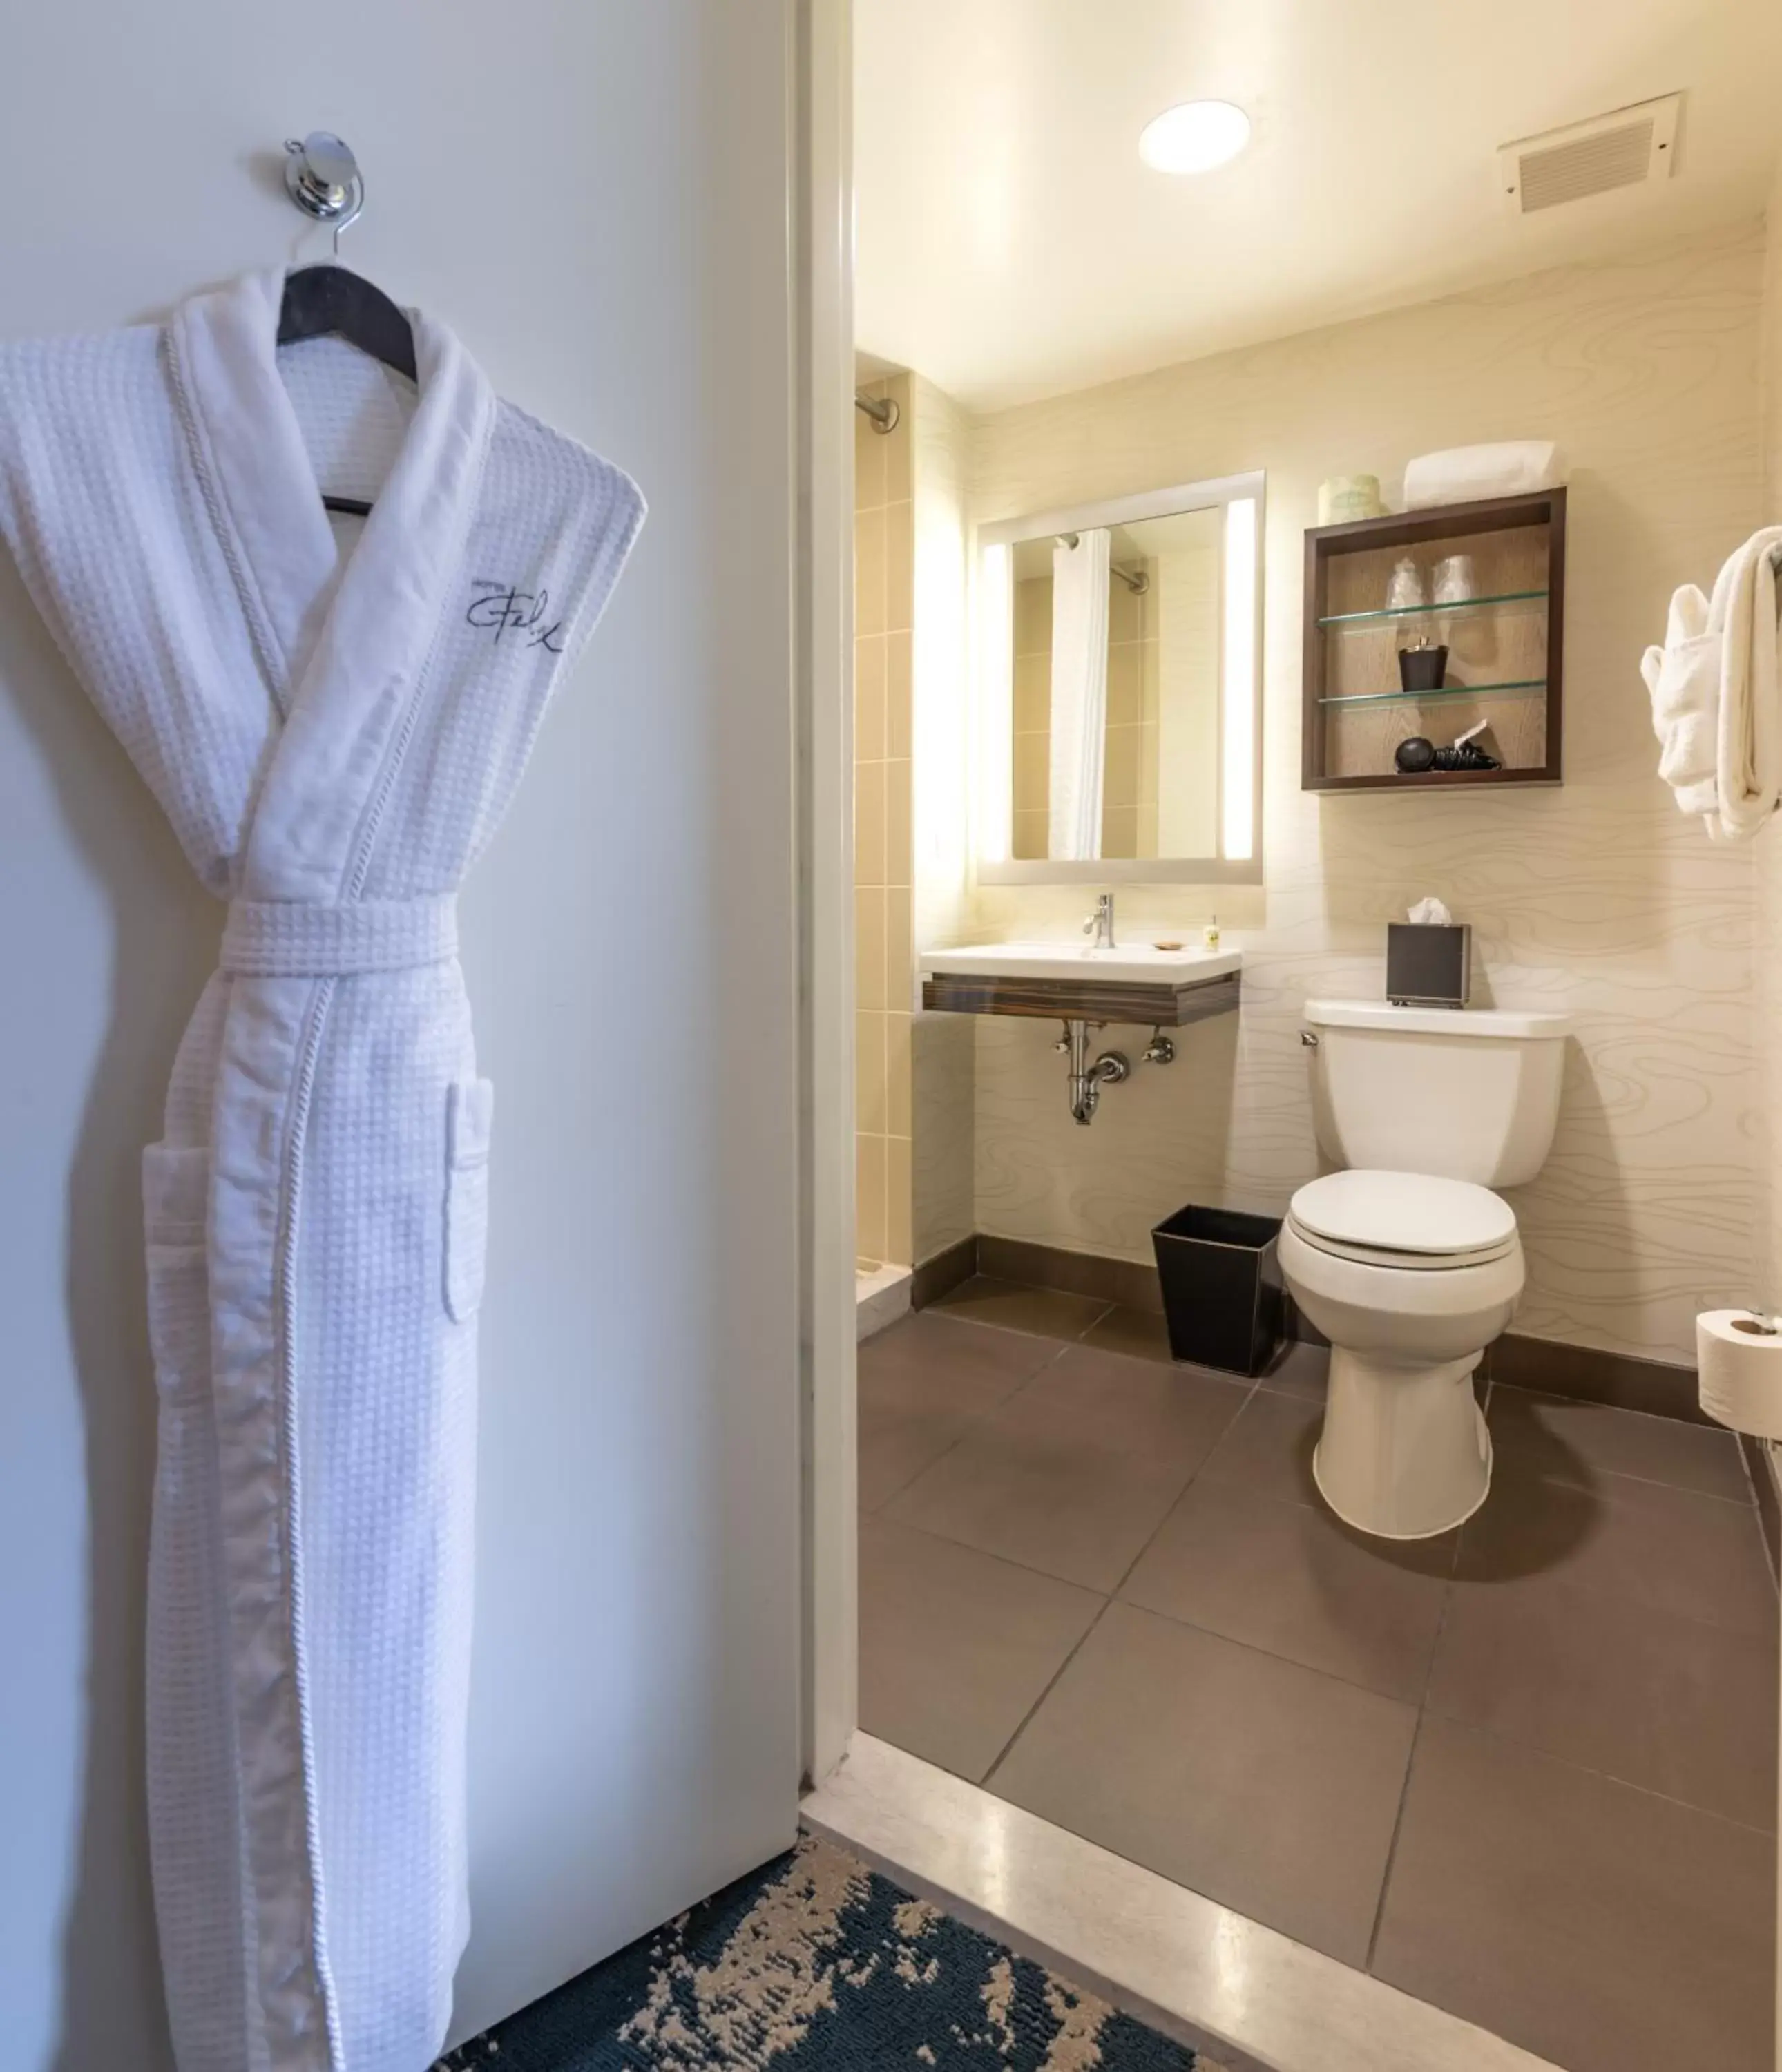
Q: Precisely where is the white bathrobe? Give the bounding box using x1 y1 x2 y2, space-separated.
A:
0 271 643 2071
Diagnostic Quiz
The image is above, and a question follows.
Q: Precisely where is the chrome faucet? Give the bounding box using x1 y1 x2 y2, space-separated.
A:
1082 892 1116 952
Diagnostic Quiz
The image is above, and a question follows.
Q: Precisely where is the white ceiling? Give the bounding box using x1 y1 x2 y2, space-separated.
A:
854 0 1781 411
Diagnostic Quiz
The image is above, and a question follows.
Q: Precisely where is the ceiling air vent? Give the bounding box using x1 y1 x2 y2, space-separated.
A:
1498 95 1680 214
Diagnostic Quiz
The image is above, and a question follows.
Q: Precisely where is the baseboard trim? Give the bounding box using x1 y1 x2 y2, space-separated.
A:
977 1234 1165 1315
933 1231 1703 1423
1741 1433 1781 1584
1476 1332 1704 1425
909 1234 977 1311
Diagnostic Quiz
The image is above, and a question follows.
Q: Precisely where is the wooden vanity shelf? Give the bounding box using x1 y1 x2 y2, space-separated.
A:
1301 488 1565 792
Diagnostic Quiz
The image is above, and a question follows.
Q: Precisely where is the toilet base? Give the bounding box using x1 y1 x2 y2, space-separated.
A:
1312 1347 1493 1541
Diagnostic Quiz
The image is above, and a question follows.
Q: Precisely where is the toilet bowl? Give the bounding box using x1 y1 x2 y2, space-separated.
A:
1284 998 1573 1540
1281 1171 1522 1537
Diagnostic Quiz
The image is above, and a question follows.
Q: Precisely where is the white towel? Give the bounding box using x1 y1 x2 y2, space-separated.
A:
1642 526 1782 839
1402 441 1564 509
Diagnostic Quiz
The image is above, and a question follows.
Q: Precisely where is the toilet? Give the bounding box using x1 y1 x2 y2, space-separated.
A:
1280 998 1573 1539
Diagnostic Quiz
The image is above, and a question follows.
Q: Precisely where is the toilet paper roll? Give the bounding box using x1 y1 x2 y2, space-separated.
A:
1696 1309 1782 1438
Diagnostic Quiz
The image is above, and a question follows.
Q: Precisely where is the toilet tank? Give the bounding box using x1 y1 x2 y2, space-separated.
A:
1303 999 1574 1187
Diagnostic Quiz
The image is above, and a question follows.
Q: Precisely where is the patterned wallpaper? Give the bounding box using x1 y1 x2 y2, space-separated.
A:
956 224 1767 1365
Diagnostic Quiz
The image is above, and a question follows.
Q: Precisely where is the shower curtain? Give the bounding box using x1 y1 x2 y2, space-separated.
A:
1048 528 1111 859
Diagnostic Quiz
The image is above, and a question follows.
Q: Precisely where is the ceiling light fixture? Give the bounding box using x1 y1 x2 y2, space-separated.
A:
1138 99 1251 175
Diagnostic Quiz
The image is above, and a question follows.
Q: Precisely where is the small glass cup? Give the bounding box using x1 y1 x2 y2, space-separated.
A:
1433 554 1475 605
1386 557 1424 614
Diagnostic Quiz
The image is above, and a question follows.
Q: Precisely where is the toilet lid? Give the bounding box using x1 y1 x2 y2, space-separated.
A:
1289 1170 1516 1260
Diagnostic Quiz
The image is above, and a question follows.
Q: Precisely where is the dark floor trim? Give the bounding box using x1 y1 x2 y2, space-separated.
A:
1742 1432 1781 1584
932 1230 1705 1423
909 1234 977 1310
1477 1332 1703 1424
977 1234 1163 1315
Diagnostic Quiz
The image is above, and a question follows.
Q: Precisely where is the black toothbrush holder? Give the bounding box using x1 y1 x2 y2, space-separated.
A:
1397 642 1448 693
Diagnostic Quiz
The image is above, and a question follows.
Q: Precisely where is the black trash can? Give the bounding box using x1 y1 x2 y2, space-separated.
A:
1151 1205 1285 1377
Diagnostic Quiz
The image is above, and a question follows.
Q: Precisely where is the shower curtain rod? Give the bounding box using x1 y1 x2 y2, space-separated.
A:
854 392 900 434
1057 532 1149 595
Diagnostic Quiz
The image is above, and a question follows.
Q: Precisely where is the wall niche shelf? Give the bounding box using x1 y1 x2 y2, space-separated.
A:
1301 488 1565 791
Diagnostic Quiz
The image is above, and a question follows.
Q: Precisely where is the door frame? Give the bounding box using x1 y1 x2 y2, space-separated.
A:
795 0 859 1789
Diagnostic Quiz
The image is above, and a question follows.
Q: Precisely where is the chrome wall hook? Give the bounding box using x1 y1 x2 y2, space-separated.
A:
284 132 365 253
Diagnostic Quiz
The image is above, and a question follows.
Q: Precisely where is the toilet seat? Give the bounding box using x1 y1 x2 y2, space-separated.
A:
1287 1169 1517 1272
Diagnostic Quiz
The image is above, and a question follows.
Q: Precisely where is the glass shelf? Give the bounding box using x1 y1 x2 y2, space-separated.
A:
1318 678 1547 709
1318 588 1549 628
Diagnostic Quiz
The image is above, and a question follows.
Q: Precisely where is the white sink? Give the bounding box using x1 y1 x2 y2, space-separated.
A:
920 941 1240 987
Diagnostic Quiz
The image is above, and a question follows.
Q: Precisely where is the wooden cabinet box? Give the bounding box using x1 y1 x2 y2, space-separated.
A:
1301 489 1565 791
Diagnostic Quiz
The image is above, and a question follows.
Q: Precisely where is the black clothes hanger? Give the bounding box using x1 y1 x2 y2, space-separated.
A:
276 264 417 517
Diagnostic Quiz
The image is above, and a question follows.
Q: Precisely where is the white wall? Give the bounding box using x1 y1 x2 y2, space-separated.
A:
0 7 801 2065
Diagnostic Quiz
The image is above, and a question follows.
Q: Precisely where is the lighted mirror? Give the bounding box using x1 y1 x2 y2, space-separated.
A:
977 472 1263 883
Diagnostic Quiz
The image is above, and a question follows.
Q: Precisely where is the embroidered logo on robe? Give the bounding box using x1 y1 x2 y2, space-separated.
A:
466 578 565 652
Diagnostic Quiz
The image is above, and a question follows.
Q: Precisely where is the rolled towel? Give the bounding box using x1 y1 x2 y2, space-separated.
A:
1642 526 1782 838
1641 584 1718 818
1402 441 1564 509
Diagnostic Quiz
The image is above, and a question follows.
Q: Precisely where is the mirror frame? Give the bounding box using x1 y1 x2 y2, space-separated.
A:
975 470 1265 885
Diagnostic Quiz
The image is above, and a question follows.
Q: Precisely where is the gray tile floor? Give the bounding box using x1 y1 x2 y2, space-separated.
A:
858 1278 1781 2072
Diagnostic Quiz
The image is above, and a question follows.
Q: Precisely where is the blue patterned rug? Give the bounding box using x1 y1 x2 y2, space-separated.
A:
437 1835 1213 2071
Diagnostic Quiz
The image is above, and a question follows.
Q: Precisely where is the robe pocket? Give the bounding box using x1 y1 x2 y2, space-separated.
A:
444 1078 495 1323
142 1144 210 1406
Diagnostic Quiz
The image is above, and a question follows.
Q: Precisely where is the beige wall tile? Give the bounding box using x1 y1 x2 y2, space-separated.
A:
885 629 913 759
856 1133 887 1266
855 504 887 638
885 502 914 633
859 370 932 1279
885 758 912 888
855 885 887 1010
1013 651 1051 734
856 1009 888 1135
885 1135 913 1267
856 633 887 761
855 759 885 888
885 893 914 1015
886 1011 913 1137
1105 641 1142 727
1100 805 1138 858
1015 574 1052 657
1013 807 1050 860
1103 722 1141 809
1107 577 1147 645
1013 729 1050 813
903 370 978 1267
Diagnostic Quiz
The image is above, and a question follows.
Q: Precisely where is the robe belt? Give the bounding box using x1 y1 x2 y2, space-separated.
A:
220 895 460 977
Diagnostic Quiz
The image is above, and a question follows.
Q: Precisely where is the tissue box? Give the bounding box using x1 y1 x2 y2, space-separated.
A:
1386 923 1471 1008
